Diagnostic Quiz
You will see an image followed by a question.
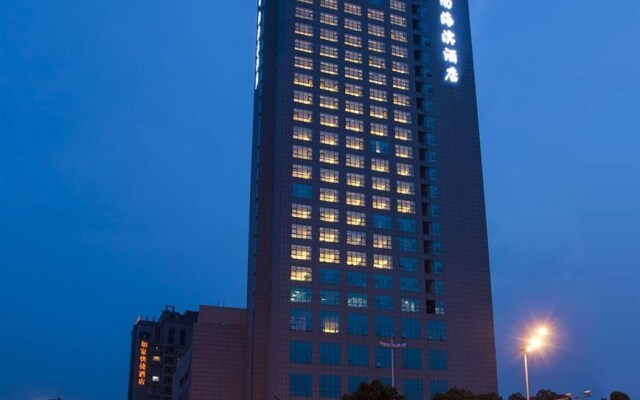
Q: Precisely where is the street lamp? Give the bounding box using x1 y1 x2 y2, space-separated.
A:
522 325 550 400
379 336 406 388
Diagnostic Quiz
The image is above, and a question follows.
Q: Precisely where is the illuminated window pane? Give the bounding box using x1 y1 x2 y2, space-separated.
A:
293 126 312 142
373 234 392 249
345 34 362 48
291 287 312 303
295 22 313 37
397 181 415 195
370 105 388 119
345 67 363 81
393 77 409 90
346 173 365 187
345 118 364 132
370 89 387 102
397 163 413 177
293 90 313 105
347 251 367 267
320 61 339 75
320 0 338 10
395 144 413 159
345 50 362 64
401 298 419 312
391 45 408 58
369 72 387 86
320 45 338 59
346 154 365 169
346 231 366 246
320 95 339 110
344 3 361 16
372 177 390 191
319 248 340 264
319 149 339 164
372 195 390 210
318 132 337 147
320 168 339 183
397 199 415 214
320 207 339 223
369 56 386 69
345 83 363 98
320 311 340 333
320 188 339 203
291 245 311 260
294 39 313 53
395 127 412 141
345 100 364 114
346 192 365 207
373 254 393 270
320 113 339 128
319 227 339 243
291 266 312 282
292 164 312 180
295 7 313 21
293 145 312 160
320 78 339 92
294 72 313 87
390 14 407 27
368 40 385 53
320 12 338 26
293 108 312 123
368 9 385 22
345 18 361 32
294 55 313 70
393 94 410 107
348 292 368 308
371 123 388 137
392 61 409 74
347 211 366 226
394 111 411 125
391 29 407 42
371 158 389 173
320 28 338 42
368 24 385 37
390 0 406 12
346 136 364 150
292 203 312 219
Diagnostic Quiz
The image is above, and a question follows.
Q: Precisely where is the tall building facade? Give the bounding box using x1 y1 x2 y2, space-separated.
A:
247 0 497 399
127 306 198 400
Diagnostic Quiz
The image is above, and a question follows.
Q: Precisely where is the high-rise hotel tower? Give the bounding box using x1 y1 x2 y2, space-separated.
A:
247 0 497 399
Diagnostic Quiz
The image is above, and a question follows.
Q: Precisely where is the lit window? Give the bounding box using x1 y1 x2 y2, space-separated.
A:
295 22 313 37
344 2 361 16
320 95 339 110
346 173 365 187
319 149 339 164
292 164 312 179
397 163 413 177
320 12 338 26
372 177 390 191
319 248 340 264
345 18 361 32
320 28 338 42
370 105 388 119
391 29 407 42
370 89 387 102
346 154 365 169
320 78 339 92
291 245 311 260
397 199 416 214
345 83 363 97
345 100 364 115
368 24 385 37
347 251 367 267
348 292 368 308
347 211 366 226
293 145 312 160
368 40 385 53
371 123 388 137
346 136 364 150
345 50 362 64
393 93 410 107
293 108 313 123
397 181 415 195
369 72 387 86
390 0 406 12
320 0 338 10
346 231 366 246
345 118 364 132
371 158 389 173
401 298 419 312
392 77 410 90
152 376 160 383
294 39 313 53
373 234 392 249
395 144 413 158
320 113 339 128
392 61 409 74
346 192 365 207
320 168 339 183
345 67 363 81
291 287 312 303
395 127 412 141
294 72 313 87
320 61 339 75
152 356 161 362
293 126 312 141
345 34 362 48
295 7 313 21
368 9 385 22
320 131 339 146
320 45 338 59
293 90 313 105
291 266 312 282
291 224 311 240
372 195 391 210
292 203 312 219
320 311 340 333
390 14 407 27
373 254 393 269
319 227 339 243
320 188 339 203
369 56 386 69
391 45 408 58
320 207 339 223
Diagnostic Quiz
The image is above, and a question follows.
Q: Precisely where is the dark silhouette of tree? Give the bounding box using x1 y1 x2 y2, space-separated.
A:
610 391 630 400
508 389 562 400
432 388 502 400
342 380 406 400
508 393 526 400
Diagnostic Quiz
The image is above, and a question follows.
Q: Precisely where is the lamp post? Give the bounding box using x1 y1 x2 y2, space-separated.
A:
522 326 550 400
379 336 406 387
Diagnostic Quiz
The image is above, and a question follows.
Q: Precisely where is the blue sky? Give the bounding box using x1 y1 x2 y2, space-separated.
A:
1 1 638 399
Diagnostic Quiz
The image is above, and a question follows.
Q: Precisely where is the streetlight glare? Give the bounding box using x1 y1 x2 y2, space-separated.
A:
536 326 549 337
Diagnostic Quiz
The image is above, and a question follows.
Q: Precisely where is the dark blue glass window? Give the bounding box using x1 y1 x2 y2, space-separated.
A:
320 343 341 365
397 218 416 233
375 347 391 368
290 341 312 364
374 295 394 310
319 375 341 398
434 280 444 295
290 373 312 397
347 344 369 367
428 350 448 371
375 316 395 337
319 290 340 306
348 271 367 287
401 318 421 339
319 268 341 284
429 222 441 236
371 140 389 154
398 238 417 252
427 320 447 341
348 377 369 394
372 214 392 229
290 309 312 331
293 183 312 199
430 380 449 399
399 257 417 272
348 313 368 336
374 274 393 289
402 348 423 370
404 379 424 400
399 277 419 292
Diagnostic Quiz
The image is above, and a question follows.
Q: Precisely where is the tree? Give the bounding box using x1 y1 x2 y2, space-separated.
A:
342 380 406 400
432 388 502 400
610 391 630 400
508 389 562 400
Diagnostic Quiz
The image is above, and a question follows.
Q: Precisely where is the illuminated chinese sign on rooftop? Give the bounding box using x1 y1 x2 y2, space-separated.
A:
439 0 459 83
137 340 148 386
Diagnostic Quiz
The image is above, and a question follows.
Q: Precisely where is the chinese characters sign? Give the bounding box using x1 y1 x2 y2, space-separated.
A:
439 0 459 83
137 340 148 386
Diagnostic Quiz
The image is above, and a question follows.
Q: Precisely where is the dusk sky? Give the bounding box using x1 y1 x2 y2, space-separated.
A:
1 1 638 400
